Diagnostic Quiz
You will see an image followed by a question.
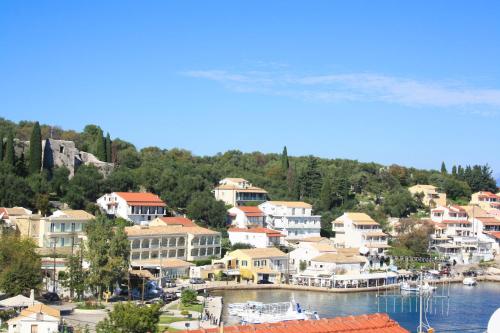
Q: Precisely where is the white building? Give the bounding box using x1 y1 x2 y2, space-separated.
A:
227 206 265 228
213 178 268 206
289 241 337 272
429 205 495 263
8 304 60 333
97 192 167 224
259 201 321 240
331 213 389 268
228 227 284 248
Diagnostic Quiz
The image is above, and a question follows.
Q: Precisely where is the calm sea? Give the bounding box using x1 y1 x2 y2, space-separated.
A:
212 282 500 333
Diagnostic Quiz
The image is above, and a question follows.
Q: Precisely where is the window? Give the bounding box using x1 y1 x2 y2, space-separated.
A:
50 223 55 232
168 238 176 247
178 237 185 246
214 247 220 254
191 249 199 257
161 250 169 258
131 252 140 260
254 260 260 267
141 239 150 248
150 238 159 248
200 236 207 246
141 252 149 260
60 238 65 247
241 260 248 267
161 238 169 247
207 248 213 256
131 240 140 249
169 249 176 258
199 248 207 256
191 237 199 246
71 223 76 232
151 251 159 259
177 249 185 257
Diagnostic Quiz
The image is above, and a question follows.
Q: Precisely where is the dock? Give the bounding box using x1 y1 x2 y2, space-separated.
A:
200 295 223 328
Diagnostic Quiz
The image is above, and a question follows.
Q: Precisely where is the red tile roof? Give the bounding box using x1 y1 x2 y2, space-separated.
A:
115 192 166 207
478 191 500 199
477 217 500 226
228 227 284 237
449 205 466 212
178 313 408 333
158 217 196 227
442 220 471 224
485 231 500 239
237 206 264 217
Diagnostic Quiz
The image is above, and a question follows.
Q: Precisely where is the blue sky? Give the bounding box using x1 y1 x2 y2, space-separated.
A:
1 1 499 178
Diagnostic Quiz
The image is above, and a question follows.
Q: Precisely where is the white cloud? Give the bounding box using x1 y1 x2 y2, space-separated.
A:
182 69 500 111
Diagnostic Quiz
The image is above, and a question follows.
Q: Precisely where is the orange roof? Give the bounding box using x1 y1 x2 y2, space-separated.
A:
442 220 470 224
478 191 500 199
157 217 196 227
449 205 466 212
237 206 264 217
115 192 166 207
477 217 500 226
178 313 408 333
486 231 500 239
228 227 284 237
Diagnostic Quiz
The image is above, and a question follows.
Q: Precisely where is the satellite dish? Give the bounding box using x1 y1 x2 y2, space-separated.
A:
488 308 500 333
359 246 369 255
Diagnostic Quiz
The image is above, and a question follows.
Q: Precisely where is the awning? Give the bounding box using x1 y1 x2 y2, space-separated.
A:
333 272 398 281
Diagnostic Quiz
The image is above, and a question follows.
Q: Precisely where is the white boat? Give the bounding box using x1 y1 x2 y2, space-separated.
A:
463 277 477 286
229 298 319 324
400 281 436 293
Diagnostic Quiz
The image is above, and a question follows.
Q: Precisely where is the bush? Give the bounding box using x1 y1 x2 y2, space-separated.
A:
180 289 198 307
180 310 190 316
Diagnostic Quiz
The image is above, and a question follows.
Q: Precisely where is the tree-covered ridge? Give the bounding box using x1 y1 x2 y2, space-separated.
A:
0 118 497 235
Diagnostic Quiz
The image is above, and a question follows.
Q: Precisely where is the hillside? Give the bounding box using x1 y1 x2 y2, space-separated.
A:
0 118 497 236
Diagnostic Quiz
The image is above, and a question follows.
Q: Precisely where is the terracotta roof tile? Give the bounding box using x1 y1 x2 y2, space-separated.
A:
228 227 284 237
157 217 196 227
178 313 408 333
115 192 166 207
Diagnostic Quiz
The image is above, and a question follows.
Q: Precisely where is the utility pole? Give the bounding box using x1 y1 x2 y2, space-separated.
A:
418 271 423 333
52 239 57 293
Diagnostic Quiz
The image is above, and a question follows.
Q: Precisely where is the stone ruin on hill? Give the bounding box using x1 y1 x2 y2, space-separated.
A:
16 138 113 178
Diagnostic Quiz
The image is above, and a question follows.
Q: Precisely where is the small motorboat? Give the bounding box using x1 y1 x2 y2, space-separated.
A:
463 277 477 286
400 281 436 293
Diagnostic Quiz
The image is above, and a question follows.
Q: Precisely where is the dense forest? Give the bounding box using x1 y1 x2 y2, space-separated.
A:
0 117 497 237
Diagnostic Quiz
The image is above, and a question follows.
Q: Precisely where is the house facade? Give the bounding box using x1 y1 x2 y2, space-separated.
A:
217 248 288 283
14 210 93 255
228 227 284 248
331 213 389 268
259 201 321 240
125 224 222 263
8 304 60 333
213 178 268 206
97 192 167 224
470 191 500 210
408 184 447 207
227 206 265 228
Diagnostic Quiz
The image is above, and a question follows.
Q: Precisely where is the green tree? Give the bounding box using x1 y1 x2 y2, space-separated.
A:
95 302 161 333
281 146 289 173
180 288 198 306
187 192 227 229
95 129 106 161
0 135 3 161
4 132 15 166
105 132 112 163
29 121 42 174
0 235 42 296
0 164 34 208
50 167 70 197
63 165 103 209
297 156 322 199
382 189 419 218
440 161 447 175
85 216 129 299
59 252 86 300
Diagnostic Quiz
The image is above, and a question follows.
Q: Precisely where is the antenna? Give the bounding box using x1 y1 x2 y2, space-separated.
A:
377 270 450 333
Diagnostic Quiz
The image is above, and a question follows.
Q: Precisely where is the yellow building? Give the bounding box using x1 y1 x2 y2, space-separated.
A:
217 247 288 283
470 191 500 210
408 184 446 207
213 178 268 206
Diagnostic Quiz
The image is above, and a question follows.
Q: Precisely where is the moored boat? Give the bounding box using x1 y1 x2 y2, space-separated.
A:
463 277 477 286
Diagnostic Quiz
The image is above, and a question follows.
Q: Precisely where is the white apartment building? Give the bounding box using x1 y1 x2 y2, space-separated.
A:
289 241 337 272
97 192 167 224
213 178 268 206
125 223 221 263
429 205 494 263
259 201 321 240
228 227 284 248
8 304 60 333
227 206 265 228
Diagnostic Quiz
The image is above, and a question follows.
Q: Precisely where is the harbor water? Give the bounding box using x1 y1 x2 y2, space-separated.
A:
212 282 500 332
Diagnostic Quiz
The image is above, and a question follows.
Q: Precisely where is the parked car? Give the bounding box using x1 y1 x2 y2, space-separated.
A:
162 292 178 303
257 280 273 285
42 292 61 304
189 278 205 284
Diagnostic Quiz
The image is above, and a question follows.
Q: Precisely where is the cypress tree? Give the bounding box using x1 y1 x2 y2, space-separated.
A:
0 136 3 161
29 121 42 174
440 161 447 175
281 146 289 172
95 130 106 161
451 165 457 177
5 132 15 166
105 133 112 163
